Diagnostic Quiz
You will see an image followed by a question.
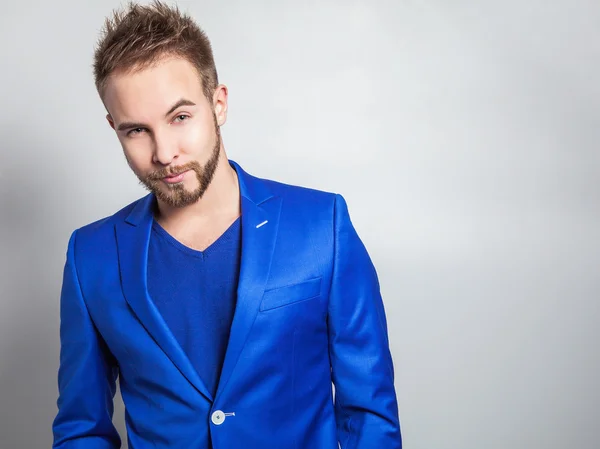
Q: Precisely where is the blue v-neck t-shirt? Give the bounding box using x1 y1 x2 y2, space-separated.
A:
147 217 242 398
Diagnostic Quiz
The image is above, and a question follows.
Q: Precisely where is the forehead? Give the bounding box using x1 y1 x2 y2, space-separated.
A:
103 57 206 120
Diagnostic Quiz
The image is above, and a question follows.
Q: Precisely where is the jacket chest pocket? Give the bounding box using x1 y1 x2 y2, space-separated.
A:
260 276 322 312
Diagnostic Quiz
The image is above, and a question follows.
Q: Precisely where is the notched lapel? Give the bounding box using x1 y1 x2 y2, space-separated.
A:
115 196 213 402
216 193 282 399
112 161 281 403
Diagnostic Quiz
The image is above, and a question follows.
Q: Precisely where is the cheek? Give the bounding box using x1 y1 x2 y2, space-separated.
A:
122 141 151 173
182 119 215 152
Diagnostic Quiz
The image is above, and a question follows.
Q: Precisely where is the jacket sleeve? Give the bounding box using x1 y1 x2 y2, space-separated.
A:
52 230 121 449
328 194 402 449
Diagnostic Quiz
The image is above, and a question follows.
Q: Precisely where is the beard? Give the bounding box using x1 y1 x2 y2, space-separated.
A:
135 114 222 208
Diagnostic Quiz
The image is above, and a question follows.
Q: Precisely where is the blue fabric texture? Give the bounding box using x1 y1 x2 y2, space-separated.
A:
52 160 402 449
147 217 241 398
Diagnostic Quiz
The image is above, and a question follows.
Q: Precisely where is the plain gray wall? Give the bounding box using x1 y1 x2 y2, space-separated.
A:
1 0 598 448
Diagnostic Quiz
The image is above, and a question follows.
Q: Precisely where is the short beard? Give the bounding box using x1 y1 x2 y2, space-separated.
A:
136 115 222 208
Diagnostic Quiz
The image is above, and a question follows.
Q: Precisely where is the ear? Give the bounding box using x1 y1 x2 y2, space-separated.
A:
213 84 229 127
106 113 115 130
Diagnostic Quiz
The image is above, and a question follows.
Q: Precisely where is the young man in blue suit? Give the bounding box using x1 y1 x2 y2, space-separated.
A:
52 2 401 448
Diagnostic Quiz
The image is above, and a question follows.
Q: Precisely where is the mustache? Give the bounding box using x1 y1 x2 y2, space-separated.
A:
146 161 201 181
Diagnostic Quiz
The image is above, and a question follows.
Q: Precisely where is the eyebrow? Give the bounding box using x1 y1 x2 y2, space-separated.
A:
116 98 197 132
165 98 196 117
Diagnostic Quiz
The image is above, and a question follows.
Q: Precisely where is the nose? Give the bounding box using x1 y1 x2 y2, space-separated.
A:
152 131 179 165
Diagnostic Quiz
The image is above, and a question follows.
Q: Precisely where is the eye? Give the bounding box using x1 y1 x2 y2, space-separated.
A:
173 114 189 123
127 127 146 137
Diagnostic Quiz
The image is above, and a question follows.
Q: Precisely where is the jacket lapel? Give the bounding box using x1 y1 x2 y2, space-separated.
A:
115 194 213 401
114 160 280 403
215 161 281 399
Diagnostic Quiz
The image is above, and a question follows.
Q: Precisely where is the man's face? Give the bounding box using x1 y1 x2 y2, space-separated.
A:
103 57 225 208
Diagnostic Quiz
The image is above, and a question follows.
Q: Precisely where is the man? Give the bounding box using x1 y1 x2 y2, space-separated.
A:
52 2 401 448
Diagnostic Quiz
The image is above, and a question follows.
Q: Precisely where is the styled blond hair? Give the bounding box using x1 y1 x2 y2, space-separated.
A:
93 0 218 101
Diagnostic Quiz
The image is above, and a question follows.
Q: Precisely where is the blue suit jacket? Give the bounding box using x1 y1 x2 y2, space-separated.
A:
52 160 401 448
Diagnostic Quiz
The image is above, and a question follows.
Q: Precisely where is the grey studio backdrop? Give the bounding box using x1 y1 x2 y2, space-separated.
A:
0 0 598 448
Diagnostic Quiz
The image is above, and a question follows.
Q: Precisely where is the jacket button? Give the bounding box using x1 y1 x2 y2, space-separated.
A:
211 410 226 425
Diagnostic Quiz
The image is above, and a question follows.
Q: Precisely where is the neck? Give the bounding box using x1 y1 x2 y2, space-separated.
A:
154 150 240 227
